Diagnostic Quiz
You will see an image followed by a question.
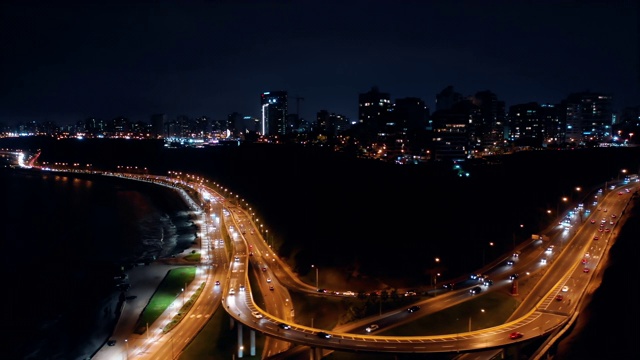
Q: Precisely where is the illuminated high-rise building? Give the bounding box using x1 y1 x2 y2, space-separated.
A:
562 91 613 144
260 91 288 136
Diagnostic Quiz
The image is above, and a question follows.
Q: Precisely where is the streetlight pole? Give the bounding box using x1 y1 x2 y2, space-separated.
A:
482 243 494 267
468 309 485 332
513 224 523 252
311 265 319 289
557 196 568 219
433 257 440 290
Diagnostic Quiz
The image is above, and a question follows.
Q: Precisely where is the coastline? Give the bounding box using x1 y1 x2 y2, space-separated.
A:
88 182 203 360
1 167 200 360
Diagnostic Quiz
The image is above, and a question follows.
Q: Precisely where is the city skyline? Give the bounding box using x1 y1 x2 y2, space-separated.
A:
1 0 638 126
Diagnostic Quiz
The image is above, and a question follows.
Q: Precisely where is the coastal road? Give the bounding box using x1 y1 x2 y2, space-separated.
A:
222 180 635 356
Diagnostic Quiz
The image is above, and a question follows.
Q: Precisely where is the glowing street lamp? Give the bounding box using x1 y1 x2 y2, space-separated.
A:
557 196 568 217
432 257 441 289
619 169 627 181
311 264 319 289
482 243 494 267
469 309 485 332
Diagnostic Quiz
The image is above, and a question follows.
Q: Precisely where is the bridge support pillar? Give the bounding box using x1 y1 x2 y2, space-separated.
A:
310 346 323 360
237 323 244 358
250 329 256 356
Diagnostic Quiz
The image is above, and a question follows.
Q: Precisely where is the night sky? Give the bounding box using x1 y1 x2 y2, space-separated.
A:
1 0 638 127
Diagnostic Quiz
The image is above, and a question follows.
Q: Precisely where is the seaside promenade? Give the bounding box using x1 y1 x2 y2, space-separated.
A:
92 181 211 360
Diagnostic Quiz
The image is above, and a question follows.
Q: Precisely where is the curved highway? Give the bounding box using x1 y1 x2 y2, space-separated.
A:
11 154 634 358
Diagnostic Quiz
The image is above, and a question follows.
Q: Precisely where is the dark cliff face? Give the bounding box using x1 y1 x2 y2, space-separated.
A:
3 137 640 284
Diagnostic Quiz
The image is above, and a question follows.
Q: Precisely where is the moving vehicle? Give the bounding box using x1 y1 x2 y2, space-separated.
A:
470 286 482 294
317 331 332 339
251 311 263 319
509 332 523 339
365 324 379 332
278 323 291 330
407 305 421 313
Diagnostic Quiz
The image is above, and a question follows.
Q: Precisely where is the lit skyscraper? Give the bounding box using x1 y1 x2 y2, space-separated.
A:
260 91 288 136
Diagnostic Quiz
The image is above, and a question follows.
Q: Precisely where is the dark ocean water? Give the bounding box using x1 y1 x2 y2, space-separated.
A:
1 168 195 360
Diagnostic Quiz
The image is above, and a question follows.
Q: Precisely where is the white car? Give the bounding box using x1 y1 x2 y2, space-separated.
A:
266 278 272 283
562 285 569 292
229 288 235 295
365 324 379 332
251 311 263 319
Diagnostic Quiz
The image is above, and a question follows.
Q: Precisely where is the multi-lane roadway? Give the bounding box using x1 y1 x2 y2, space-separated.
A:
220 180 635 355
16 162 634 358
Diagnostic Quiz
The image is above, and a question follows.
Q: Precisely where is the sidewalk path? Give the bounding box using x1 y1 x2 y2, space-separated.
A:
91 262 182 360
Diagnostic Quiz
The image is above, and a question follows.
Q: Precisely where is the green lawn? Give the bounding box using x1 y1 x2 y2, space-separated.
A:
133 266 197 334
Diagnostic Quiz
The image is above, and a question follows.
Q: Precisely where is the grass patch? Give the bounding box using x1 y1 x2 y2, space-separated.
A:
380 291 519 337
133 266 197 334
183 252 201 262
163 281 206 333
